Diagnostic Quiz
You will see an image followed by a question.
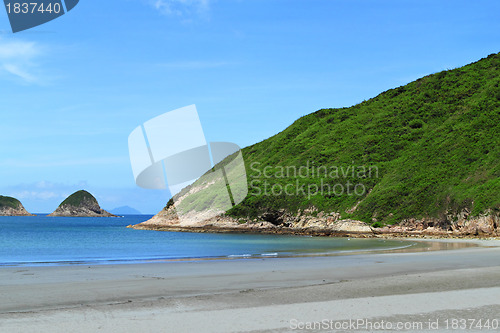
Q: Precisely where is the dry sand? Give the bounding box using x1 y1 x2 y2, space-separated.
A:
1 238 500 332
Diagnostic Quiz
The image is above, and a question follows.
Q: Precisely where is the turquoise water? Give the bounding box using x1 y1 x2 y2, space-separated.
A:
0 215 412 266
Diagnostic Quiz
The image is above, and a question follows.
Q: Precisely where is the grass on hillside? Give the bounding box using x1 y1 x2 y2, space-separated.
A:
0 196 21 209
60 190 97 207
225 53 500 226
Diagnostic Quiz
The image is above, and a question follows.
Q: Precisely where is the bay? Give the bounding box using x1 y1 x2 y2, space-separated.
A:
0 215 412 266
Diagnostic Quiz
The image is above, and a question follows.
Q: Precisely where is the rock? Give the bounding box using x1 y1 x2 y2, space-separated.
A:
330 220 373 233
373 209 500 237
0 195 33 216
131 204 373 236
131 202 500 239
48 190 116 217
259 209 286 225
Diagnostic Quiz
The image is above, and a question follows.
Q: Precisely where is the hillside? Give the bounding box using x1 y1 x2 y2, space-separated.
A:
48 190 116 217
134 53 500 236
229 53 500 226
0 196 33 216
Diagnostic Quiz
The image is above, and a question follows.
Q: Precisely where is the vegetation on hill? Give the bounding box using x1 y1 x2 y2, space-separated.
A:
0 196 22 209
226 53 500 226
60 190 97 207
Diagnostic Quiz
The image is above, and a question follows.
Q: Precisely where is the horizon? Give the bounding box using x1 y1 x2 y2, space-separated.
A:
1 0 500 213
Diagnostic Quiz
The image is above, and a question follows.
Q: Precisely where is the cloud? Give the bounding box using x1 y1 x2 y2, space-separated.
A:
2 63 38 83
149 0 210 18
14 190 63 200
0 37 45 84
3 181 88 201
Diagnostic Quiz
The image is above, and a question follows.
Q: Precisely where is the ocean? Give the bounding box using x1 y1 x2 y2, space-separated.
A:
0 215 413 266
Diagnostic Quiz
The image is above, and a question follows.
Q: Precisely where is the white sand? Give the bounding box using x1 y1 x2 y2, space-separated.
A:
1 239 500 332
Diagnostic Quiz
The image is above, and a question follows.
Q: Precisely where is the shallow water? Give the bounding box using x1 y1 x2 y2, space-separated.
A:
0 215 414 266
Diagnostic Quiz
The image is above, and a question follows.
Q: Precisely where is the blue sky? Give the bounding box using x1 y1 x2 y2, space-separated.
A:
0 0 499 213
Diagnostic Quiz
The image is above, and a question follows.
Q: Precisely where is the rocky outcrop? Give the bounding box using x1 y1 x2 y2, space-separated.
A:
0 196 33 216
374 209 500 237
130 202 500 238
129 205 373 236
48 190 116 217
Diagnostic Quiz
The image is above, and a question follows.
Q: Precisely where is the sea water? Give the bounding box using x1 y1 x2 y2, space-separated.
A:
0 215 413 266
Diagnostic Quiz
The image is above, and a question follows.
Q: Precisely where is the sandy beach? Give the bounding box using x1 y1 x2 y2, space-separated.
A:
1 238 500 332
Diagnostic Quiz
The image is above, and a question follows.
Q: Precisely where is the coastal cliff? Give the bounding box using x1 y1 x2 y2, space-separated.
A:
130 204 374 237
131 204 499 238
376 209 500 237
48 190 116 217
0 196 33 216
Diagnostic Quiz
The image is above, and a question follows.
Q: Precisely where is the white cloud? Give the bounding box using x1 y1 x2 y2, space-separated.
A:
4 181 87 201
0 37 45 84
2 63 38 83
14 190 62 200
34 180 89 190
0 39 40 58
149 0 210 18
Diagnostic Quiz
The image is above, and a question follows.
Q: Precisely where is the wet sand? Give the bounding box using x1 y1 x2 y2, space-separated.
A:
1 239 499 332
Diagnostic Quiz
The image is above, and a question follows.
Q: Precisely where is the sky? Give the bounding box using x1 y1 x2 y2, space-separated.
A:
0 0 499 214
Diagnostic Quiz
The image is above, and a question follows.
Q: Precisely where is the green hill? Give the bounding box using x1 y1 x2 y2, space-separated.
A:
227 53 500 226
59 190 98 208
0 195 33 216
0 196 23 209
49 190 116 217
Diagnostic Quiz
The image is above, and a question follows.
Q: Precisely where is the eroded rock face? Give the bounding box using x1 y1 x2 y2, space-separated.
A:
451 213 499 235
131 203 500 238
48 190 116 217
130 204 373 236
0 200 33 216
375 210 500 237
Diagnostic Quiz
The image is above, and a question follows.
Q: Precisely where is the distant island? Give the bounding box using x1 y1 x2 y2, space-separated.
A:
110 206 142 215
132 52 500 237
0 196 33 216
48 190 116 217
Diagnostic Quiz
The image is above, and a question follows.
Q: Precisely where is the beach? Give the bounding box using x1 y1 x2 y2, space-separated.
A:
1 238 500 332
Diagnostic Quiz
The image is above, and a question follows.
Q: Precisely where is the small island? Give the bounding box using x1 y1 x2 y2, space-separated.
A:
110 206 141 215
48 190 116 217
0 195 33 216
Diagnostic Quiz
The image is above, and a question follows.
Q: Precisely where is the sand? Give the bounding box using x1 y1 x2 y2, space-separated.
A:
1 238 500 332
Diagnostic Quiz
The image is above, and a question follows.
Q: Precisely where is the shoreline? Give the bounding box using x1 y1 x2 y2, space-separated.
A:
130 223 500 240
1 238 500 332
0 235 482 268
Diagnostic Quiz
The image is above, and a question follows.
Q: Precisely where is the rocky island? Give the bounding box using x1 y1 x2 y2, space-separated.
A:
48 190 116 217
0 196 33 216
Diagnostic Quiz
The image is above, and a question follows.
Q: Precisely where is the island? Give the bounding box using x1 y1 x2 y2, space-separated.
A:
48 190 117 217
110 206 142 215
0 195 33 216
